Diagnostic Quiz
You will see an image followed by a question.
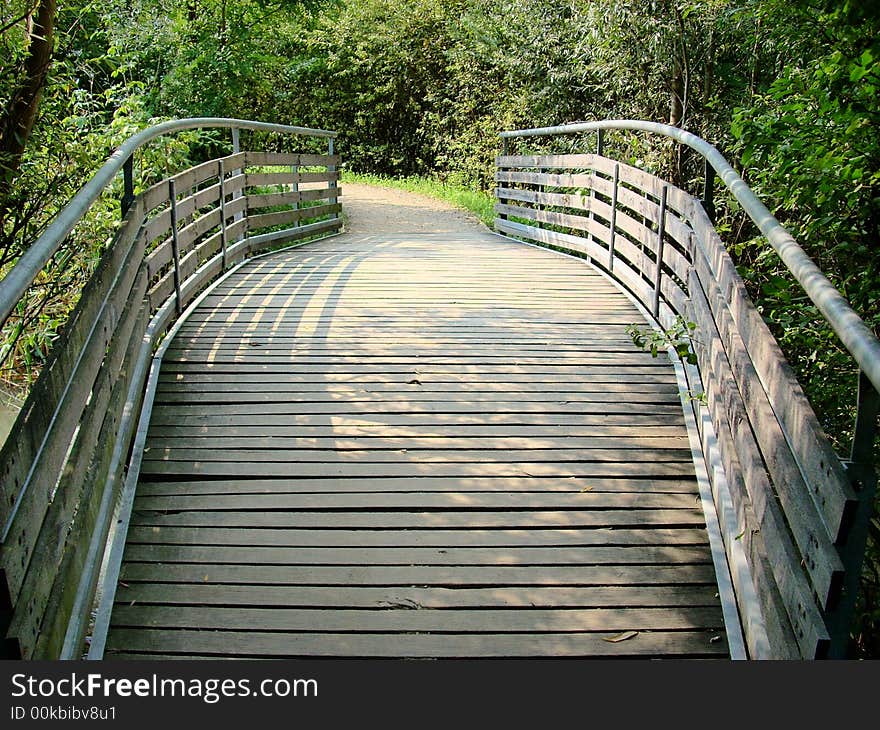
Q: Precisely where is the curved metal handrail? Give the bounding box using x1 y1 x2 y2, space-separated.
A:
501 120 880 397
0 117 337 325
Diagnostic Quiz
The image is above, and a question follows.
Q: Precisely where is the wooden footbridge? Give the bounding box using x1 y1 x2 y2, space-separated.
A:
0 119 878 660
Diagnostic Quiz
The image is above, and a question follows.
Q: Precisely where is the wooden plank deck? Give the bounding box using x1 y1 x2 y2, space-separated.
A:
103 210 731 658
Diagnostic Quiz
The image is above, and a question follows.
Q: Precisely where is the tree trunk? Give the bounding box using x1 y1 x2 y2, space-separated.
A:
669 53 684 127
703 28 715 115
0 0 57 197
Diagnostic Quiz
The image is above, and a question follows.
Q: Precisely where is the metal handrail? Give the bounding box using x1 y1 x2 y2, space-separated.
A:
0 117 337 325
500 120 880 397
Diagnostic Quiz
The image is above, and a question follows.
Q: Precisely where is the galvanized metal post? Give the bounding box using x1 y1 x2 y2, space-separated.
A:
218 160 228 271
292 162 300 229
121 156 135 217
168 179 182 315
827 371 880 657
497 137 509 225
607 163 620 273
327 137 338 221
231 127 244 239
702 157 716 223
652 185 668 318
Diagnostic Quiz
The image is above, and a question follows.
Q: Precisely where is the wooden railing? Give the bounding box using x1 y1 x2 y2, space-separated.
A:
0 119 340 658
496 121 879 659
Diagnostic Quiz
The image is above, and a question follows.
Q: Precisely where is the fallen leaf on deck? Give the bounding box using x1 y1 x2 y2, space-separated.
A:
603 630 639 643
580 486 594 492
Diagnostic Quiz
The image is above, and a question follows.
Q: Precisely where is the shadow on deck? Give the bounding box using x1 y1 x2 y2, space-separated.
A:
99 214 736 659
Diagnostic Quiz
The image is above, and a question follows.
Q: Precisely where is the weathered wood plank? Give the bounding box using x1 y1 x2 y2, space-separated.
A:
122 543 711 565
245 203 342 232
127 508 706 529
113 582 720 609
140 446 694 465
104 628 727 658
131 491 699 512
138 459 696 480
30 302 150 659
0 200 146 605
689 201 854 542
244 152 339 168
103 228 729 660
133 475 698 495
143 434 691 450
142 153 246 212
5 273 148 658
245 171 339 188
690 240 843 608
120 562 717 585
123 526 710 548
687 270 827 657
111 606 723 633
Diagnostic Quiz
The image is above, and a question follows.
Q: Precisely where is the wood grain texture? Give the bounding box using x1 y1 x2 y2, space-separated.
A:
104 230 729 659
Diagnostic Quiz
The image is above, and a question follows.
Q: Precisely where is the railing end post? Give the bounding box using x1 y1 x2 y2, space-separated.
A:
702 158 716 223
826 370 880 657
121 156 135 217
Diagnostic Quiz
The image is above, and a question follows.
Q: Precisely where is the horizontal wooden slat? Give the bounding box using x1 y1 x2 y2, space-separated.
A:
122 543 711 565
113 582 719 608
103 226 729 661
245 171 339 188
128 509 706 529
496 153 599 170
142 153 246 212
687 270 828 657
6 271 148 658
133 474 697 495
31 301 150 659
110 605 723 633
246 186 339 210
0 201 146 605
132 491 697 511
244 152 339 167
123 526 710 548
246 203 341 231
690 238 843 608
120 562 717 585
104 629 727 658
689 201 854 542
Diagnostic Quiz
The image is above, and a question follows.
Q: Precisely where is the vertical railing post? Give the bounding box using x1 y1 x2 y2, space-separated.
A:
827 371 880 657
121 156 135 217
231 127 244 240
168 179 182 315
584 133 604 261
291 161 300 230
652 185 668 318
497 137 509 224
327 137 338 222
607 163 619 273
218 160 228 271
702 157 716 223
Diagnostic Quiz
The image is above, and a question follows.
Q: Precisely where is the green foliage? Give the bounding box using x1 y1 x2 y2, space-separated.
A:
626 316 699 365
2 0 880 655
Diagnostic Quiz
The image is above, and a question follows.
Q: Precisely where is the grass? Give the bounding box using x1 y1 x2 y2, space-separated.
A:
340 171 495 228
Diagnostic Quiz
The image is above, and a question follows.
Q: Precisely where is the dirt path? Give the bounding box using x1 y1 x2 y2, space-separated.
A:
339 182 488 236
0 184 489 446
